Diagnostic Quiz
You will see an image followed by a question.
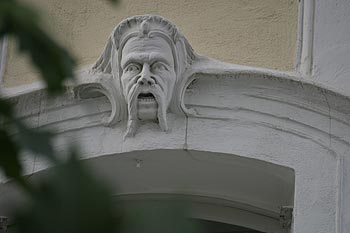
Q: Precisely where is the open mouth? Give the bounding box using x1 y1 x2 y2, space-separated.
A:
137 92 156 101
136 92 158 120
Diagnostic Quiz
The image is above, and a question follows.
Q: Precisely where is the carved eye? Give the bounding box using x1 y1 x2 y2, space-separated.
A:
125 64 141 73
151 62 167 72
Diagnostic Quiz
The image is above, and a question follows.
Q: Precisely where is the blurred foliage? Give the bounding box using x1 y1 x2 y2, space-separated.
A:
0 0 72 185
0 99 21 180
15 156 121 233
0 0 75 94
15 120 55 162
0 1 199 233
0 128 21 180
14 156 199 233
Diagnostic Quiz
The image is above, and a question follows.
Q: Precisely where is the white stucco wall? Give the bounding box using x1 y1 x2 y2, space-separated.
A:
311 1 350 232
1 66 349 233
313 0 350 93
0 1 350 233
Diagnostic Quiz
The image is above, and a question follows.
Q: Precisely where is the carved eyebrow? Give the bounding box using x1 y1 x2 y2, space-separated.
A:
121 53 173 69
149 53 172 67
121 57 141 70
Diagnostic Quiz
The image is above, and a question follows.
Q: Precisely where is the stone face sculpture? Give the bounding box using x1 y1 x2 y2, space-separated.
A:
76 14 269 136
88 15 197 137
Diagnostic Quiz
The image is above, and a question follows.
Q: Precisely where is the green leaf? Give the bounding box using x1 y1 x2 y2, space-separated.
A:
16 155 120 233
15 120 56 162
0 129 22 179
0 99 13 119
0 0 76 94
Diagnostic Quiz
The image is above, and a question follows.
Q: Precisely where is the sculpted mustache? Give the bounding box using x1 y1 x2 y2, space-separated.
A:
127 82 165 124
125 77 168 135
125 82 168 135
128 82 164 105
125 74 166 95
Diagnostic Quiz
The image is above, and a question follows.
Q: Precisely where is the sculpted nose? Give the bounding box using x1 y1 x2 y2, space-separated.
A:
138 64 155 86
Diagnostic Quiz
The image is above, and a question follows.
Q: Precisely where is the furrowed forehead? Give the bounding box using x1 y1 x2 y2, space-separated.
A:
120 37 174 68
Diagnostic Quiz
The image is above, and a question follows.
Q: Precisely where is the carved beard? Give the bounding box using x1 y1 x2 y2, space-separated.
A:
124 79 169 137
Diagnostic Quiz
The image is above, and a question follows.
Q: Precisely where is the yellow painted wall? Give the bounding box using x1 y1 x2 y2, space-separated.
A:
3 0 298 87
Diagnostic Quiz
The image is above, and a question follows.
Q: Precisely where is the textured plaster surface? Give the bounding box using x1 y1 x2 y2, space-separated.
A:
85 150 293 233
312 1 350 231
1 70 349 232
0 4 349 231
3 0 298 87
313 0 350 93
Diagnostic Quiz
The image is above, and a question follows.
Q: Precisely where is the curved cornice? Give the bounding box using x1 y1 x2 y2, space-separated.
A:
2 62 349 103
1 18 349 208
2 64 349 157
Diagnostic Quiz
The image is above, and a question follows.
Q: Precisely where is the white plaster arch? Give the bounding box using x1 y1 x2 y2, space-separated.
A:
0 149 294 233
2 67 349 232
87 149 294 233
1 14 350 233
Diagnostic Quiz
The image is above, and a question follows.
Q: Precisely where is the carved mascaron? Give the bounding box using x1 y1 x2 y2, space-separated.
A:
74 14 348 140
76 15 198 137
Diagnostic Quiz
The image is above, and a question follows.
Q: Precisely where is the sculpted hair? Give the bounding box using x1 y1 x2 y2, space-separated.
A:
87 15 199 124
91 15 196 80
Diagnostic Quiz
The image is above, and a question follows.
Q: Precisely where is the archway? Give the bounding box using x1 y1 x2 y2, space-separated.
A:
84 149 295 233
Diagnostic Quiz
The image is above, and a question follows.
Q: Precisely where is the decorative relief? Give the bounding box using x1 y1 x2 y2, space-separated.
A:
75 15 198 137
74 14 340 139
